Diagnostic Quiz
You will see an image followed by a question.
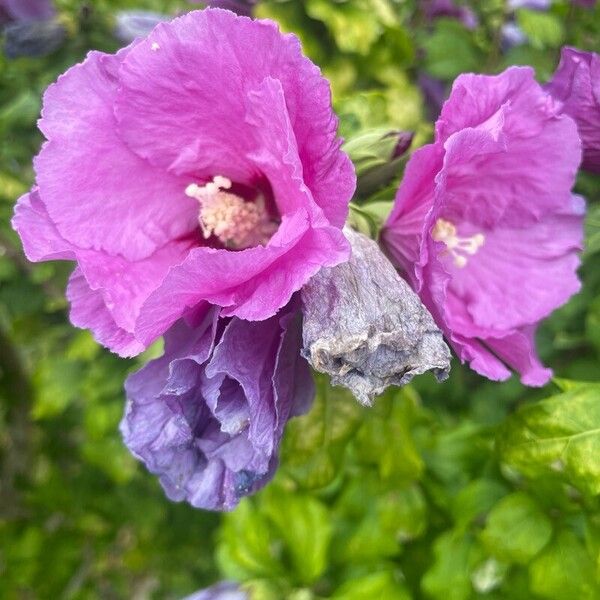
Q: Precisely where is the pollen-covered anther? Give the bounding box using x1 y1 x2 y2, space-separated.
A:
431 218 485 268
185 176 277 249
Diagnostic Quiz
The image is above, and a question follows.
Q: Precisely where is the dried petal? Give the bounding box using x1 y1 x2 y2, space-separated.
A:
301 228 450 405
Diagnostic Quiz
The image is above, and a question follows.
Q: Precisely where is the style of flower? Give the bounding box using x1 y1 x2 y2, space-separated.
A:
121 299 313 511
546 47 600 174
13 9 354 356
382 67 584 386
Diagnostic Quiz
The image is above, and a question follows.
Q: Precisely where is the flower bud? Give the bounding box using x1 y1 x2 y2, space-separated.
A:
301 228 451 406
344 129 414 198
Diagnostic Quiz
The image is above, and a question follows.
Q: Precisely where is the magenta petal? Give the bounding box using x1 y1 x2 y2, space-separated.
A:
135 210 348 345
547 47 600 173
486 327 553 387
67 269 145 357
36 49 197 261
447 197 583 331
450 332 512 382
12 188 75 262
381 144 443 282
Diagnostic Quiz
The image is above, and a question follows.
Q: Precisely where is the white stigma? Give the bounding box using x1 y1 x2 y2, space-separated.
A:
431 218 485 268
185 176 277 249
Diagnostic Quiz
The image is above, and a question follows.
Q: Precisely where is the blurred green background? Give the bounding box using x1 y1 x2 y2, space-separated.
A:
1 1 600 598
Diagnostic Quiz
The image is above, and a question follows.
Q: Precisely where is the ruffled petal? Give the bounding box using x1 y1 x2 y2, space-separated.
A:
486 327 553 387
547 47 600 173
438 71 581 227
121 300 314 511
35 48 197 261
12 188 75 262
135 210 348 344
115 9 353 226
67 269 145 357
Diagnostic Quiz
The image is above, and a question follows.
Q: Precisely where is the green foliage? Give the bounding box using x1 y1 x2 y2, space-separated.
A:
1 0 600 599
498 383 600 496
516 9 565 50
421 19 481 80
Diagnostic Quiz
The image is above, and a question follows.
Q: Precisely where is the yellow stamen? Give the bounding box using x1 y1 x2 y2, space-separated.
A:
185 176 277 249
431 218 485 268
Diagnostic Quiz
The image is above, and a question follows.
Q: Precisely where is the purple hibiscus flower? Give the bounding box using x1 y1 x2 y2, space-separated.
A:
546 47 600 174
0 0 54 24
120 298 314 511
12 9 354 357
381 67 584 386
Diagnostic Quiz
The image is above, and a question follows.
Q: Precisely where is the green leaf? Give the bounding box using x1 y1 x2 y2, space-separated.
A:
451 479 508 531
217 500 284 581
584 203 600 259
306 0 380 55
529 530 599 599
332 570 411 600
422 530 483 600
333 482 426 564
305 0 385 55
421 19 480 80
480 492 552 564
497 383 600 495
354 388 424 482
516 9 565 49
280 376 364 490
261 487 332 585
31 356 81 419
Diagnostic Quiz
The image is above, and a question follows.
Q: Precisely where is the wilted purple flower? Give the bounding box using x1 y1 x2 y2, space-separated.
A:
184 582 247 600
121 299 314 511
0 0 54 24
546 47 600 173
424 0 478 29
382 67 584 386
190 1 258 17
12 9 354 357
302 228 450 405
114 10 169 44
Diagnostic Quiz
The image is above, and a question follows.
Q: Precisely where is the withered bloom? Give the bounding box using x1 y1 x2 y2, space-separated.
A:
301 228 450 405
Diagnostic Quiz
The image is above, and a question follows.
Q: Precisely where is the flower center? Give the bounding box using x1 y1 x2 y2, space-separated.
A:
185 176 277 249
431 218 485 268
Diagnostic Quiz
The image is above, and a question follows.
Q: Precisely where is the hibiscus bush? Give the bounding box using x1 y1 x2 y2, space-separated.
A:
1 0 600 598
